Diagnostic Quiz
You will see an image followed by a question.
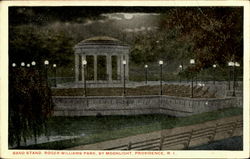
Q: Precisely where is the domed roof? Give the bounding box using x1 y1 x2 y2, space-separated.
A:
75 36 128 47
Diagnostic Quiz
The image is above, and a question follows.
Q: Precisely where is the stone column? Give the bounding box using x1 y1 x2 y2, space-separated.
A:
75 54 79 82
81 55 86 82
94 55 97 82
106 55 112 82
117 55 121 81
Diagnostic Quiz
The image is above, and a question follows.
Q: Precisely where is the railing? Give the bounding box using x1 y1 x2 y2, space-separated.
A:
105 120 243 150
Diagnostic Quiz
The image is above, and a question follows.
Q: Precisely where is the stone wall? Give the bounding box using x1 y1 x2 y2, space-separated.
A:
52 95 240 117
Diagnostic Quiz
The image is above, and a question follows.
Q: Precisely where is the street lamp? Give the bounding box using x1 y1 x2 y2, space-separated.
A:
21 62 25 67
12 63 16 67
53 64 57 87
123 60 126 96
235 62 240 67
235 62 240 88
44 60 49 85
82 60 87 97
179 64 183 83
31 61 36 66
228 61 234 90
44 60 49 65
145 64 148 84
190 59 195 98
212 64 217 84
232 62 240 97
26 64 30 67
159 60 163 95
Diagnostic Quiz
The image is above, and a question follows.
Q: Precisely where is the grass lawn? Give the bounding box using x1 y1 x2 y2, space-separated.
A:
19 107 242 149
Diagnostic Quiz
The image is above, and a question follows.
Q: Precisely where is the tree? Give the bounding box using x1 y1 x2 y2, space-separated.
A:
159 7 243 69
9 67 54 147
9 25 74 68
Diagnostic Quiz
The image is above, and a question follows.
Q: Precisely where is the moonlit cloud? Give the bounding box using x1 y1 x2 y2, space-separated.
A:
83 20 93 26
123 28 134 32
97 19 106 23
123 13 134 20
102 12 160 21
101 13 123 21
147 27 152 31
131 13 160 16
123 26 158 33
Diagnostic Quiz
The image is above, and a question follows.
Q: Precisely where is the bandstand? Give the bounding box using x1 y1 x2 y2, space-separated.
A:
74 36 130 83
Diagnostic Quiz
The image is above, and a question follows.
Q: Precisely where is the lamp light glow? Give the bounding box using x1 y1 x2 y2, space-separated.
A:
44 60 49 65
159 60 163 65
31 61 36 66
228 61 234 66
235 62 240 67
190 59 195 64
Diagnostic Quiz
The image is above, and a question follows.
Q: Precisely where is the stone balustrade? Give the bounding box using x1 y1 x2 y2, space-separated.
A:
52 95 240 117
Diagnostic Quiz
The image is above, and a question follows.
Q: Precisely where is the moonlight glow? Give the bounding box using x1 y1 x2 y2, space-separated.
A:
124 14 134 20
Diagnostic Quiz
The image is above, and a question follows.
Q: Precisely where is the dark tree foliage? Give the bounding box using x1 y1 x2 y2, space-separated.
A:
130 29 194 65
9 67 54 147
159 7 243 69
9 25 74 67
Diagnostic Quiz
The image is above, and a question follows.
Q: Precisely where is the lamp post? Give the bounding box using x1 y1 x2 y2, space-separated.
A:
179 64 183 83
232 62 240 97
53 64 57 87
235 62 240 90
212 64 217 84
12 63 16 67
159 60 163 95
44 60 49 86
31 61 36 67
145 64 148 84
21 62 25 67
82 60 87 97
190 59 195 98
27 64 30 67
228 61 234 90
123 60 126 96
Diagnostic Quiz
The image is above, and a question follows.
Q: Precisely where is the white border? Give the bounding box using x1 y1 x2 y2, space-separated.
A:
0 1 249 158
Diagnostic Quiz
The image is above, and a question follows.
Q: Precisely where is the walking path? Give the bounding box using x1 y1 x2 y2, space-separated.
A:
67 115 242 150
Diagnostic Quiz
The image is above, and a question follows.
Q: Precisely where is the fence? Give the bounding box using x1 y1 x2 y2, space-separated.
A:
105 120 243 150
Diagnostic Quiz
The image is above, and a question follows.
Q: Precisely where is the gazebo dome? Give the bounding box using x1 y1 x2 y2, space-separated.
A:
75 36 128 47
